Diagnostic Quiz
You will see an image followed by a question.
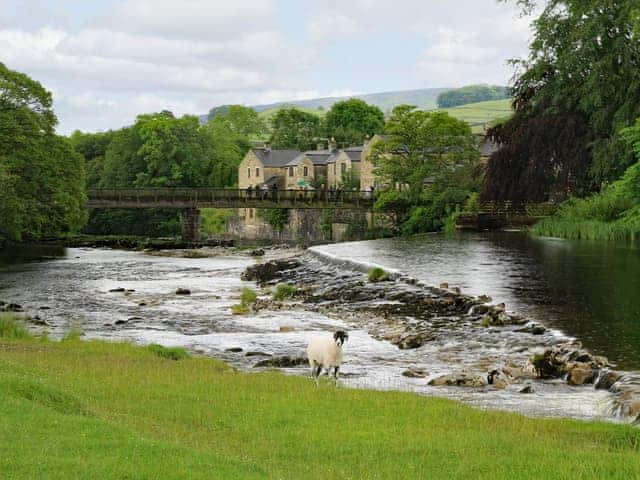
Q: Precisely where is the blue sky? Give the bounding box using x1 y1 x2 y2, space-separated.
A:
0 0 535 134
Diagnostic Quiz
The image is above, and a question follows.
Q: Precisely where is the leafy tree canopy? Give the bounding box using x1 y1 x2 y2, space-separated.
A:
269 107 321 151
211 105 266 138
486 0 640 201
372 105 479 196
0 62 86 241
323 98 385 146
437 85 510 109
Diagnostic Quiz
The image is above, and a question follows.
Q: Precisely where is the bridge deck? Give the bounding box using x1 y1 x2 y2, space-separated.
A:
87 188 375 210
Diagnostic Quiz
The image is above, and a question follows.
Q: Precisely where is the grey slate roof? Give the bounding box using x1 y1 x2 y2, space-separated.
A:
343 146 363 162
252 148 301 168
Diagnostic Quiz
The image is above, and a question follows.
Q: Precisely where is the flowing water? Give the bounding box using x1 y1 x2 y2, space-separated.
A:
1 233 638 422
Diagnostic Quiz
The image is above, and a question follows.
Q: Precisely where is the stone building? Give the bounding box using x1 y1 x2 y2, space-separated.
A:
233 137 378 241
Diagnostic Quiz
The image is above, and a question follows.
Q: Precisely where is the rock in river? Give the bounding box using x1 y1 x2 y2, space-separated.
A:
253 355 308 368
402 368 428 379
429 373 487 388
175 288 191 295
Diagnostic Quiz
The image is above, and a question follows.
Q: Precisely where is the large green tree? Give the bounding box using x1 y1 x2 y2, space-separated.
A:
372 105 479 197
323 98 385 146
0 62 86 241
485 0 640 201
269 107 321 151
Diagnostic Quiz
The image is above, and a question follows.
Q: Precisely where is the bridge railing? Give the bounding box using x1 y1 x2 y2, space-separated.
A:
86 187 376 207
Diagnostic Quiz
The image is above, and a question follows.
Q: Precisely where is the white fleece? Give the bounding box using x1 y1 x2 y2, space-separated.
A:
307 336 343 369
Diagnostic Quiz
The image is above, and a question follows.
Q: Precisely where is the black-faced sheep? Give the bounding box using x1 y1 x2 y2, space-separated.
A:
307 331 348 385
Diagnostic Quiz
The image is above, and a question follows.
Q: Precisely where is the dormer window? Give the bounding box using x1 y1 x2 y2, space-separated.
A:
303 166 308 176
289 167 294 177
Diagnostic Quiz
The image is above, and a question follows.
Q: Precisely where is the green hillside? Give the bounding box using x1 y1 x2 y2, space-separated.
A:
439 99 512 133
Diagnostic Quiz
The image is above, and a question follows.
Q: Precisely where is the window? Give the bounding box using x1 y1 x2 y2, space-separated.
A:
247 168 251 178
341 163 346 174
249 208 253 218
289 167 294 177
303 166 308 176
256 167 260 177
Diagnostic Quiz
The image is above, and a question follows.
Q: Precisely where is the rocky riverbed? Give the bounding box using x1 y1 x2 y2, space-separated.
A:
241 253 640 424
1 242 638 423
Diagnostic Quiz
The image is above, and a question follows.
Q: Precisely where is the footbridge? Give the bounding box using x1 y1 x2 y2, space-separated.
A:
86 188 375 242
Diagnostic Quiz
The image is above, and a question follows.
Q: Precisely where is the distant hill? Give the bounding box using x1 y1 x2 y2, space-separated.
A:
199 90 513 133
199 87 452 123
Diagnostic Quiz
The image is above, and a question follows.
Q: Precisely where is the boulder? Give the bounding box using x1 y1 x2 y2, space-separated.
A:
175 288 191 295
429 373 486 388
241 259 301 284
249 249 265 257
519 385 535 394
225 347 243 353
279 326 295 332
402 368 428 378
531 349 568 379
487 370 508 389
245 351 272 357
109 288 126 293
114 319 128 325
396 332 435 350
515 323 547 335
566 363 595 386
594 370 620 390
253 355 308 368
439 282 449 289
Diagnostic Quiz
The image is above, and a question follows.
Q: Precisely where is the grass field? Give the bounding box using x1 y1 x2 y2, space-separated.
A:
1 318 639 479
439 99 513 133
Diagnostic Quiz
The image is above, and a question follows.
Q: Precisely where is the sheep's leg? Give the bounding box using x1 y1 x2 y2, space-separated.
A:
312 364 321 386
333 366 340 385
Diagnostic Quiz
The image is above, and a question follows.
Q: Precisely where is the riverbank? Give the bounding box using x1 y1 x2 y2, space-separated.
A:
1 331 639 479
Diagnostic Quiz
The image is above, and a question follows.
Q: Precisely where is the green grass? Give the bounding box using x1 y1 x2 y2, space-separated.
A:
0 337 639 479
368 267 390 283
0 314 32 340
231 304 250 315
147 343 190 361
272 283 298 300
438 99 513 133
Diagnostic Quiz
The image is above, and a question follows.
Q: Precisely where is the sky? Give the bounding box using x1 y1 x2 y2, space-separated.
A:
0 0 536 134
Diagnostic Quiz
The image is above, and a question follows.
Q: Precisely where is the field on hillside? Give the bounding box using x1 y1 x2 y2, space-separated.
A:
1 326 639 479
439 99 513 132
258 105 327 121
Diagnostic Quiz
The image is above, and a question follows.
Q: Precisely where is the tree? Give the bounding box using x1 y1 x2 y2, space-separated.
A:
485 1 640 201
437 85 510 109
372 105 479 197
269 107 321 151
220 105 266 138
0 62 86 241
323 99 385 146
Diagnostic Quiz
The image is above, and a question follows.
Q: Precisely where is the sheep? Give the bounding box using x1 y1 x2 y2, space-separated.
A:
307 331 349 385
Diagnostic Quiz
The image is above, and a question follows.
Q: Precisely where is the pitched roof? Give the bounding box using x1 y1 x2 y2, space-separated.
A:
252 148 301 167
343 146 363 162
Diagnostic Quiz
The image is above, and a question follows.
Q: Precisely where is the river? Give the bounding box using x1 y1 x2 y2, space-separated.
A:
1 233 638 422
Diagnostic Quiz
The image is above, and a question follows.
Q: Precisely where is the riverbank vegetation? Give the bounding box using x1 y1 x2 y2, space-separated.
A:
0 63 86 243
1 332 639 479
482 1 640 241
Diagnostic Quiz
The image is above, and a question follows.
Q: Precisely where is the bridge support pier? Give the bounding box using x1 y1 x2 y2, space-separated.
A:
181 208 201 243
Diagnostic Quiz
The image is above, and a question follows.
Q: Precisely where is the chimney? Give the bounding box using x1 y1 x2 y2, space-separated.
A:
316 142 325 151
328 137 337 151
264 142 271 152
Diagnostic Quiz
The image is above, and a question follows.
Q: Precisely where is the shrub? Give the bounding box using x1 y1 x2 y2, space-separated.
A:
273 283 298 300
240 287 257 306
0 314 32 340
368 267 390 283
147 344 189 361
231 304 250 315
